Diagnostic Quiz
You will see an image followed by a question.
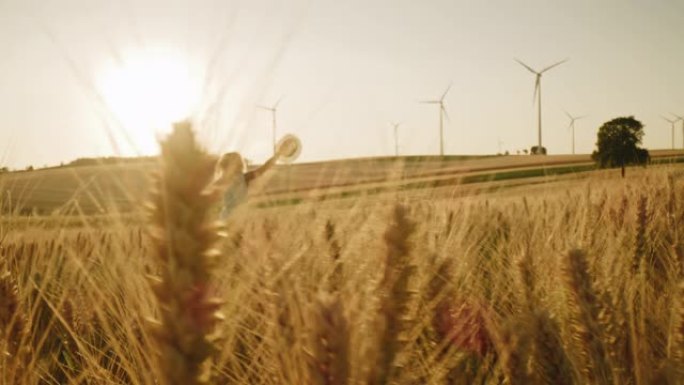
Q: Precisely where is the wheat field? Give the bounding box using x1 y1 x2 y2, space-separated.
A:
2 124 684 384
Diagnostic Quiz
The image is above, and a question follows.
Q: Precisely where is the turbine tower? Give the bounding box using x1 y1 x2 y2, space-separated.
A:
257 96 283 156
564 111 586 155
662 116 679 150
421 84 452 156
515 58 568 153
390 121 401 157
672 113 684 149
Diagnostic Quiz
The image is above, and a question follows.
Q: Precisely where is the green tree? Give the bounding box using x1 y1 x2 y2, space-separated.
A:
592 116 649 177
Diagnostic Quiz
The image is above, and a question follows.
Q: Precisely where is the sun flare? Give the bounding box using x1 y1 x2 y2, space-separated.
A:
98 49 200 154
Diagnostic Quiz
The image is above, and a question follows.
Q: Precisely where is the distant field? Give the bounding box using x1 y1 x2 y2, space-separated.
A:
1 149 683 215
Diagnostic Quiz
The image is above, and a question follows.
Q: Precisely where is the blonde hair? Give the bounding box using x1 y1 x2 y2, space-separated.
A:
218 152 245 174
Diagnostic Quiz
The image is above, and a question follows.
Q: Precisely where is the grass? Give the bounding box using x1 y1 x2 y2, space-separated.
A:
2 127 684 384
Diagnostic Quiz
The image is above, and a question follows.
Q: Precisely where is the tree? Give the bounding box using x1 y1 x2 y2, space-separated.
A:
592 116 649 177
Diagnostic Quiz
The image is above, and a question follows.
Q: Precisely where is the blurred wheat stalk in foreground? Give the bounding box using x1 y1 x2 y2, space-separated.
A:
146 121 225 385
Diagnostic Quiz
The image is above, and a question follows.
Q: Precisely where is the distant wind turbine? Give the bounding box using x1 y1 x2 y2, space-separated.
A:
662 116 680 150
515 58 568 153
420 84 452 156
671 113 684 149
257 96 284 156
390 121 402 157
564 111 586 155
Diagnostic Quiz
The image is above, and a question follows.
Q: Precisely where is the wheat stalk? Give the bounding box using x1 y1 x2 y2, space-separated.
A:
369 204 416 385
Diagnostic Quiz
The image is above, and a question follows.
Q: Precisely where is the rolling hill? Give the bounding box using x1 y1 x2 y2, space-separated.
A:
1 150 683 216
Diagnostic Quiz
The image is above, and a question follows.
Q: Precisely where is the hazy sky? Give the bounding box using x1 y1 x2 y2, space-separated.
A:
2 0 684 168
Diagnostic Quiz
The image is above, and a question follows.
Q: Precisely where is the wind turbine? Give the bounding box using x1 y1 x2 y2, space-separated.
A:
564 111 586 155
257 96 284 156
420 84 452 156
662 116 680 150
390 121 402 157
515 58 568 153
671 113 684 149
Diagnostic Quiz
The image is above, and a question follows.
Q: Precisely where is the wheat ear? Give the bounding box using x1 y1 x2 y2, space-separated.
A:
147 121 225 385
561 248 613 385
515 253 572 385
670 281 684 377
325 220 343 292
0 264 28 382
633 195 648 274
370 204 416 385
308 292 350 385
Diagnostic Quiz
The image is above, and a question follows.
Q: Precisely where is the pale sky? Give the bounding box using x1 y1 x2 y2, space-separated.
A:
1 0 684 168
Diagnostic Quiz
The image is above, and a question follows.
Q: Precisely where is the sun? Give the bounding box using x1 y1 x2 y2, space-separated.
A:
98 49 200 154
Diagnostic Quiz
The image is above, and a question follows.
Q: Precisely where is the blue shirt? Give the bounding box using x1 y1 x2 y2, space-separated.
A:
221 173 248 219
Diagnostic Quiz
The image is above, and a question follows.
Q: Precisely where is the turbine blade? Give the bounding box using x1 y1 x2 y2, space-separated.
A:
440 83 452 101
274 95 284 109
515 58 537 74
256 105 271 111
540 58 568 74
442 105 450 122
420 100 440 104
563 110 573 120
533 77 540 103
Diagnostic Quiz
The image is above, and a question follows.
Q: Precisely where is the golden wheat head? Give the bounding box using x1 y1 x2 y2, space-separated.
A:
147 121 225 385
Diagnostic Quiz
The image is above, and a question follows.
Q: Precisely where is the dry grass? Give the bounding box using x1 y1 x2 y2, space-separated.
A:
2 126 684 384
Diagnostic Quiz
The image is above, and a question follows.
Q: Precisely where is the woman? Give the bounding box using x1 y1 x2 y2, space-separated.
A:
215 142 294 218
